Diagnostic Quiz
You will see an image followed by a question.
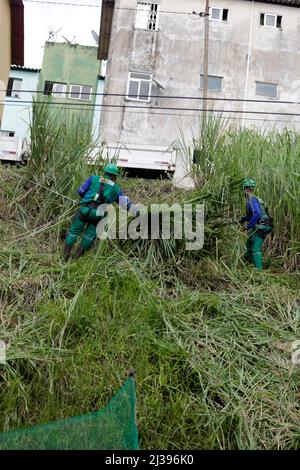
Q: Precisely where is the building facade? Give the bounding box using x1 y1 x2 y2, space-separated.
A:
1 65 40 138
37 42 102 133
98 0 300 172
0 0 24 126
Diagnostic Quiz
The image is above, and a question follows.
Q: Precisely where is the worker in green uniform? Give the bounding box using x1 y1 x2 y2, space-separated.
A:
240 178 273 270
63 164 138 260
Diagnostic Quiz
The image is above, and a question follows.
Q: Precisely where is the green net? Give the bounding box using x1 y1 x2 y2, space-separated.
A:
0 376 138 450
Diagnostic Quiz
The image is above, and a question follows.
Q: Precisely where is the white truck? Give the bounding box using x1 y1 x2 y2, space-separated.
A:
90 142 177 173
0 136 29 163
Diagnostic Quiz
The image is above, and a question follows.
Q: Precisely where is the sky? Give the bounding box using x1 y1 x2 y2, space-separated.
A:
24 0 102 68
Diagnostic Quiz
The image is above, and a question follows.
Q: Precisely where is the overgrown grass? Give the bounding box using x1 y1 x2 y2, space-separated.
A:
0 106 299 449
177 116 300 269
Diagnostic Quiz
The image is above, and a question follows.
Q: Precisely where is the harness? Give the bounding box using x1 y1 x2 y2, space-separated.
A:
78 178 112 224
256 197 273 228
247 196 273 229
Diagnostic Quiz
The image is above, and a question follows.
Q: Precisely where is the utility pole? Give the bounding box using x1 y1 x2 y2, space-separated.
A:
193 2 210 125
203 0 210 125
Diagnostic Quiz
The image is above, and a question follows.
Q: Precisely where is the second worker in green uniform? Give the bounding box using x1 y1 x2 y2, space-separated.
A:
240 178 273 271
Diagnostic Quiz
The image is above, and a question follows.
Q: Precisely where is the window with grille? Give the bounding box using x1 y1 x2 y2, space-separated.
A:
6 78 22 98
126 72 152 102
260 13 282 28
200 75 223 91
69 84 92 101
255 81 278 98
210 7 228 22
44 81 67 98
135 2 160 31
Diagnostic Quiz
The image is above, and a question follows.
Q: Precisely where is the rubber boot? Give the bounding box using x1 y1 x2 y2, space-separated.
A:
72 246 86 260
63 242 73 261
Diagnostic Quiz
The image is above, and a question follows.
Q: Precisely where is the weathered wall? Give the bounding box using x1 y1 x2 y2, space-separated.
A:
1 68 39 137
38 43 100 129
0 0 11 126
100 0 300 149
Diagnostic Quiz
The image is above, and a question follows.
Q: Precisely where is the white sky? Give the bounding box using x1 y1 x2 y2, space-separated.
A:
24 0 102 68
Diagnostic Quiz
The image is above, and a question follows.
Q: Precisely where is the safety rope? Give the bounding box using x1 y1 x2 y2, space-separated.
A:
5 168 78 203
2 205 76 246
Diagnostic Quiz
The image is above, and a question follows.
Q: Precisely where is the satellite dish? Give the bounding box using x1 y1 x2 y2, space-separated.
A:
62 35 73 45
91 30 99 45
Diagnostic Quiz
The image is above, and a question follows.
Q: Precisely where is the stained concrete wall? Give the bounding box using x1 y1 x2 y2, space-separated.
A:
100 0 300 150
0 0 11 126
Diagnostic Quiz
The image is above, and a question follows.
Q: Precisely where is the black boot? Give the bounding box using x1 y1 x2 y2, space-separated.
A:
63 242 73 261
72 246 86 260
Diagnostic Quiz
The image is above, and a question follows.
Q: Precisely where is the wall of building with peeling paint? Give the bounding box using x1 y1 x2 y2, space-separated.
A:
100 0 300 152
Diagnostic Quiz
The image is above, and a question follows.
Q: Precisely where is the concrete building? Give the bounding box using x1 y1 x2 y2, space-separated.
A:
0 0 24 126
98 0 300 176
1 65 40 138
37 42 103 135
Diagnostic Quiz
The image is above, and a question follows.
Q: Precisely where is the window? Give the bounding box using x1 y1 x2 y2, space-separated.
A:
126 72 152 102
260 13 282 28
210 7 228 22
200 75 223 91
135 2 160 30
0 130 15 137
69 84 92 101
43 81 67 98
6 78 22 98
255 81 278 98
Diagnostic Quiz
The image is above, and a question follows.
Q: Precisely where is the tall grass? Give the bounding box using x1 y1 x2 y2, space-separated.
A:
0 106 300 449
9 99 97 228
176 115 300 270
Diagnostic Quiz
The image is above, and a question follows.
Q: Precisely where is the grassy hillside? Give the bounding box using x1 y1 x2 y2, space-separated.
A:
0 105 299 449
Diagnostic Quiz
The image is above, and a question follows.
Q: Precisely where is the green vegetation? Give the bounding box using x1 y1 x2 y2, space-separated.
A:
0 106 299 449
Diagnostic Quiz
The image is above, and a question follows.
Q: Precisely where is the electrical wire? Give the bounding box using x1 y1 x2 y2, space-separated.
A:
24 0 101 7
23 0 197 15
2 103 300 125
1 99 300 117
2 89 300 105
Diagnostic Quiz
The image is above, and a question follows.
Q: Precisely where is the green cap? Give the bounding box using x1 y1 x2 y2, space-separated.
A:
104 164 119 176
243 178 256 189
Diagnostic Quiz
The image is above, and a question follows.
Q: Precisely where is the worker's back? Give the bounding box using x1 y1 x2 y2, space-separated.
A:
80 175 121 205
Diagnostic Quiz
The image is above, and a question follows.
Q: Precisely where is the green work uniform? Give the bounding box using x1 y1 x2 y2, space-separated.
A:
65 175 121 251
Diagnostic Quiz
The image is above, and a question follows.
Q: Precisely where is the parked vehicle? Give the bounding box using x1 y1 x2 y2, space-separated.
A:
89 143 176 173
0 136 29 163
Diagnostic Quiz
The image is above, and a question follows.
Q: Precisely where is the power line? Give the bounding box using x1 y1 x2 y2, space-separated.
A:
2 98 300 117
2 104 300 127
1 90 300 105
23 0 101 7
3 102 300 124
23 0 196 15
114 6 194 15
